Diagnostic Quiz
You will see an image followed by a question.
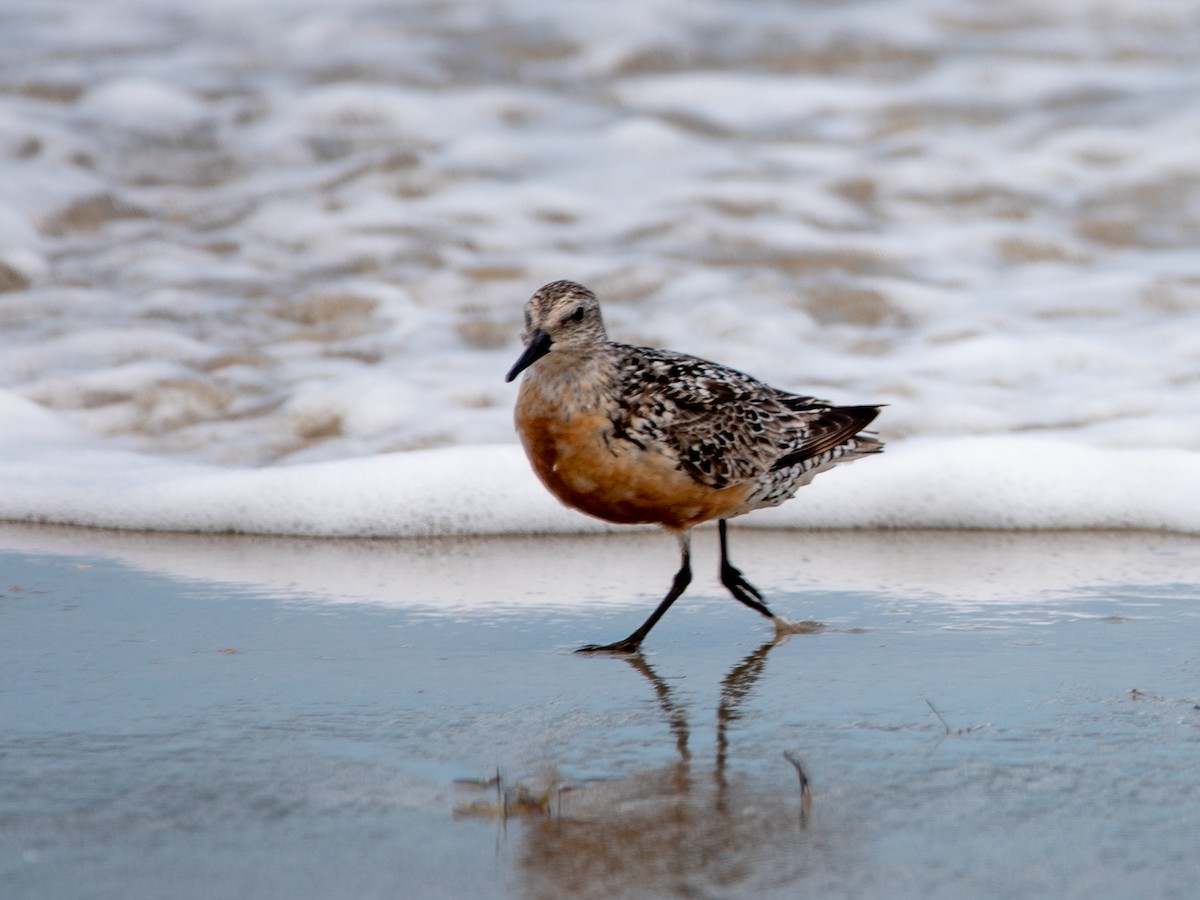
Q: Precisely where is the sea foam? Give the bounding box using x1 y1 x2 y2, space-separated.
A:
1 0 1198 537
2 390 1197 536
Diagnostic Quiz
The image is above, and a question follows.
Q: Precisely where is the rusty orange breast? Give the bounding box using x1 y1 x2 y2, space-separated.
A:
515 382 751 530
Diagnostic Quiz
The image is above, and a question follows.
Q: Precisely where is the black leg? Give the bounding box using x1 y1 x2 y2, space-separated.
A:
578 531 693 653
718 519 774 619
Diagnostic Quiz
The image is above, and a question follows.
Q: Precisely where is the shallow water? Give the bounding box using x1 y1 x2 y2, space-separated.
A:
2 527 1198 898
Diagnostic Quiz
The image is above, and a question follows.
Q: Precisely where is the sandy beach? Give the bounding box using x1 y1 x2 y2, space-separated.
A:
2 524 1198 898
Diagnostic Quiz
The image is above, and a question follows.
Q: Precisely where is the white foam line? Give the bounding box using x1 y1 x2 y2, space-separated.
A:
0 417 1197 537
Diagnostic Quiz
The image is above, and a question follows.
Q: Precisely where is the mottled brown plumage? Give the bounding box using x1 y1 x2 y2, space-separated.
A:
506 280 883 652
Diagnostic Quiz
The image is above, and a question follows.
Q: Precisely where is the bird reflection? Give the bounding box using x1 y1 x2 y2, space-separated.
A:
517 638 815 899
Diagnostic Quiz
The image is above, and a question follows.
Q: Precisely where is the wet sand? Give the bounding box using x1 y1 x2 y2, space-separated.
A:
2 524 1199 898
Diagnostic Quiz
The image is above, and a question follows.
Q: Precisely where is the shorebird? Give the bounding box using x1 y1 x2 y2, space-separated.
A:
505 280 883 653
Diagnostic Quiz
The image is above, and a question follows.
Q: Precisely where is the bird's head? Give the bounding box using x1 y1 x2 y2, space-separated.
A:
505 280 608 382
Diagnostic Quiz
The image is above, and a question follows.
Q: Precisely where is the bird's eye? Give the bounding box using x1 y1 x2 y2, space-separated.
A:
569 306 585 323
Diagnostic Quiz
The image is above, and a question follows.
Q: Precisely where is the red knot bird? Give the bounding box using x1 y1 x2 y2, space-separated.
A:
505 280 883 653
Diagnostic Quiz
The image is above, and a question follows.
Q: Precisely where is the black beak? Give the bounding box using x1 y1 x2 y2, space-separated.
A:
505 330 552 382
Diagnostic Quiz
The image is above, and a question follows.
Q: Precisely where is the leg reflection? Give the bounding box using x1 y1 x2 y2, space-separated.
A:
519 638 814 899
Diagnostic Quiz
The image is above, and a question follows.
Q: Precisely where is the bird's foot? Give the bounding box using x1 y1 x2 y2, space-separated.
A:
721 562 763 601
721 563 774 618
575 637 643 654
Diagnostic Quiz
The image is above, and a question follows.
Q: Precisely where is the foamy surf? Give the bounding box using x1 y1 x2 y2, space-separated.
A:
1 388 1196 536
2 0 1199 537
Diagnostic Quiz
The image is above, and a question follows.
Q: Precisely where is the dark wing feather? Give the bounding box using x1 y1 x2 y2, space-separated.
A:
768 404 882 472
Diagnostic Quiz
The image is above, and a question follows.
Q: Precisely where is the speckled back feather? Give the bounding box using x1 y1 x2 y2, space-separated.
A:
609 343 882 509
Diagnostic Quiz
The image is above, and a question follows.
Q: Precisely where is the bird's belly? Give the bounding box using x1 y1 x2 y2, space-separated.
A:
515 407 751 530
